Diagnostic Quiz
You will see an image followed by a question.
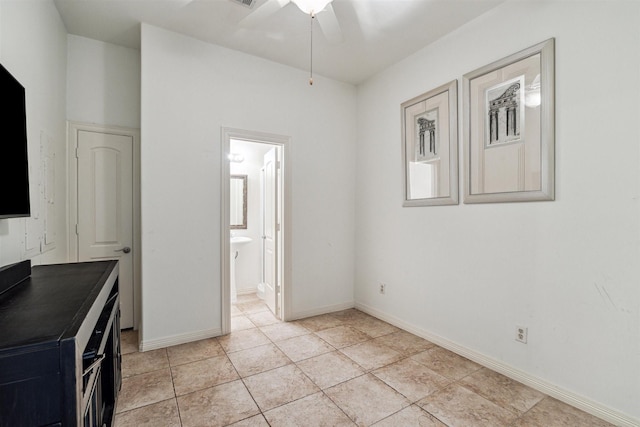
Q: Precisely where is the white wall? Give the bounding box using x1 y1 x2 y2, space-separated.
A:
355 0 639 422
67 35 140 129
4 1 632 421
230 140 272 294
140 24 357 347
0 0 68 267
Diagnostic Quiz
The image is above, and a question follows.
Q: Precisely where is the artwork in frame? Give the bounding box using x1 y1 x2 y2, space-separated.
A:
401 80 458 207
463 38 555 203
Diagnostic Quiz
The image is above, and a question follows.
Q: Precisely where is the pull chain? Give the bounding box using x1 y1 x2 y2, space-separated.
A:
309 12 315 85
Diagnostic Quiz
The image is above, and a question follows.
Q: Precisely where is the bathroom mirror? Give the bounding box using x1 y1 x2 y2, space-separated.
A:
230 175 247 229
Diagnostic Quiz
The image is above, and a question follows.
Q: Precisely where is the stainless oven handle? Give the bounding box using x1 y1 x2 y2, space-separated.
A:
82 353 106 377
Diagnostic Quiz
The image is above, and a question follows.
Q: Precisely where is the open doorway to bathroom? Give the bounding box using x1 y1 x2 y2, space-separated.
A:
221 128 291 335
230 139 279 314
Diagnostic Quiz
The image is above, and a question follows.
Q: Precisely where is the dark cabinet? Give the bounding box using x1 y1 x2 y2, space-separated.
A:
0 260 121 427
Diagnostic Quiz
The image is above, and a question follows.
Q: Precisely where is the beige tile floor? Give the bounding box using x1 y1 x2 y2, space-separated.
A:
115 294 613 427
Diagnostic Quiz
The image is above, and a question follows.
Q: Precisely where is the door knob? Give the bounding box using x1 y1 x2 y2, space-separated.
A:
115 246 131 254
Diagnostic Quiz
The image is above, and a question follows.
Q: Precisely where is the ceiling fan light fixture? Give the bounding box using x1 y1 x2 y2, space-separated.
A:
291 0 332 15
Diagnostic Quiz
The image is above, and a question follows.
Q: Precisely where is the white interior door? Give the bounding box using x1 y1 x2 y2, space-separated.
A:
262 147 279 316
77 130 134 328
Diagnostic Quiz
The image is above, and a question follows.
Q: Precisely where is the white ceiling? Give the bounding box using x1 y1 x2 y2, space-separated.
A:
53 0 504 85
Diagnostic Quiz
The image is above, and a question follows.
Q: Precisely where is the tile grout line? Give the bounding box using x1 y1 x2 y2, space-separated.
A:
165 348 186 427
218 331 270 426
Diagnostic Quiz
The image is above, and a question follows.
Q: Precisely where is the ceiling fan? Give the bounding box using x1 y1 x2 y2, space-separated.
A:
240 0 344 44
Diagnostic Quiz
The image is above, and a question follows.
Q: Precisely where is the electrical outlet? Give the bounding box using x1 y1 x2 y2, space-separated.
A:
379 283 386 294
516 326 528 344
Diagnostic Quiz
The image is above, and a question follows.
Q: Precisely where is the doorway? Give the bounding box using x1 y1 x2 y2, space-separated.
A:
221 128 291 335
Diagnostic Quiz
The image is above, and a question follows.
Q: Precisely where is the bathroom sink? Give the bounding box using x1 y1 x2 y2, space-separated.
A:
231 236 252 245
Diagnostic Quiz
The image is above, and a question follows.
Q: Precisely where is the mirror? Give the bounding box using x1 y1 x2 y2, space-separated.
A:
230 175 247 229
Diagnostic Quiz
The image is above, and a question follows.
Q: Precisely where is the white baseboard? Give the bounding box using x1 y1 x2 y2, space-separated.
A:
290 301 355 321
355 302 637 427
139 327 222 352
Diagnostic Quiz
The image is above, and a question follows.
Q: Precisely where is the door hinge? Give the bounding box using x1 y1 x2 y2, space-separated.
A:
276 223 281 232
75 224 79 235
276 160 281 169
75 147 79 158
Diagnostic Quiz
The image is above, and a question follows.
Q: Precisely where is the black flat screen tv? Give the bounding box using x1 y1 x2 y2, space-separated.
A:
0 63 30 219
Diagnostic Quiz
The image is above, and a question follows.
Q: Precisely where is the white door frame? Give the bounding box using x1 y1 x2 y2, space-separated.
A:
67 121 141 330
221 127 292 335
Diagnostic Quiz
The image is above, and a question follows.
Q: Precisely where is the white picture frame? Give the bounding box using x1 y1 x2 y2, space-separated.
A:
463 38 555 203
401 80 458 207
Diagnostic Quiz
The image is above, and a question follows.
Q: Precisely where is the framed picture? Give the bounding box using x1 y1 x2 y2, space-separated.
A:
401 80 458 206
463 38 555 203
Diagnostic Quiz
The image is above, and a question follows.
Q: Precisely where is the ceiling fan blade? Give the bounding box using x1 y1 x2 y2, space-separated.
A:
239 0 291 28
316 3 343 44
